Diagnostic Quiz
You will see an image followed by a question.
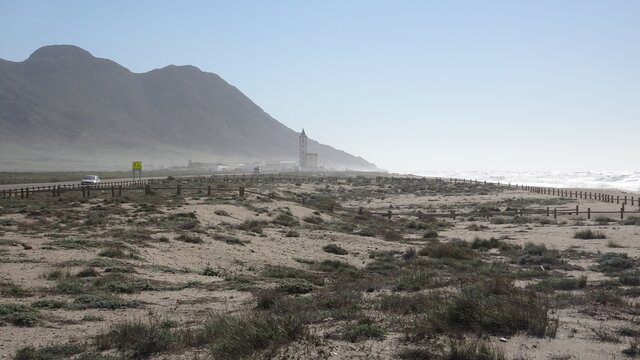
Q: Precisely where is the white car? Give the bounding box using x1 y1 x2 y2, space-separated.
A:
80 175 101 185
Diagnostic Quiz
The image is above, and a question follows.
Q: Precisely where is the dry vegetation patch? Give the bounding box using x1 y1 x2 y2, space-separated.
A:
0 175 637 359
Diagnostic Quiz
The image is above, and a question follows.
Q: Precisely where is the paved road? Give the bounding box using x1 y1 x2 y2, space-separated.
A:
0 176 165 191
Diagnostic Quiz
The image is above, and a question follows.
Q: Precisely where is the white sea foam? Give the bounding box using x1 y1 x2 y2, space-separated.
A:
413 171 640 193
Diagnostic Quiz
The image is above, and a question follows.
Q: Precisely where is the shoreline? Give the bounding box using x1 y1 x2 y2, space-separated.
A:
412 170 640 194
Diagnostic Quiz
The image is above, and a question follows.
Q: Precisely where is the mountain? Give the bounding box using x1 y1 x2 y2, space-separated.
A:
0 45 378 171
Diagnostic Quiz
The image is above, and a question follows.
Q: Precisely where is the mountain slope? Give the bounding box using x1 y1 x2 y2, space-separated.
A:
0 45 377 171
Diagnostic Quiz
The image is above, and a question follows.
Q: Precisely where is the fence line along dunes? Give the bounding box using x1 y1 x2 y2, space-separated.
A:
2 174 638 220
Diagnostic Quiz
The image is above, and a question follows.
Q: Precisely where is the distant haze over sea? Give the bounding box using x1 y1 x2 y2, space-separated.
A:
414 171 640 193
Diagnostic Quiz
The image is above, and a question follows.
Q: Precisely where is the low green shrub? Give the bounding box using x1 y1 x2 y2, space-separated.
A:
273 214 299 227
597 252 633 272
342 318 386 342
419 241 474 260
303 216 324 224
471 237 506 251
14 343 84 360
322 243 348 255
237 220 267 234
95 319 177 359
202 313 305 359
262 265 322 285
175 233 203 244
574 229 606 239
0 303 39 326
384 229 403 241
285 230 300 237
278 280 314 294
594 216 614 224
422 230 438 239
621 216 640 226
528 276 587 292
202 265 220 277
73 294 138 310
447 339 507 360
312 260 357 274
429 278 550 337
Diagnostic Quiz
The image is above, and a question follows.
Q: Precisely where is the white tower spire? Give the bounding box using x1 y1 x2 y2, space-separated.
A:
299 129 307 168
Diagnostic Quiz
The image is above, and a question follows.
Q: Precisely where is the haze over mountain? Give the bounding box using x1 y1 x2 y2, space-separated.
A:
0 45 378 171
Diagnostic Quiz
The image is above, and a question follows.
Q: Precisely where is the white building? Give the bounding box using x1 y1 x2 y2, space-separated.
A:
299 129 318 170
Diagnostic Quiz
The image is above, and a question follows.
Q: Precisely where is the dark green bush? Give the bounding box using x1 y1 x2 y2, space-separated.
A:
322 243 348 255
175 233 203 244
422 230 438 239
528 276 587 292
594 216 614 224
597 252 633 271
0 303 39 326
419 241 474 260
14 343 84 360
384 229 403 241
285 230 300 237
621 216 640 226
273 214 299 227
278 280 314 294
303 216 323 225
202 314 305 359
237 220 267 233
574 229 606 239
95 320 177 359
430 278 550 337
342 318 386 342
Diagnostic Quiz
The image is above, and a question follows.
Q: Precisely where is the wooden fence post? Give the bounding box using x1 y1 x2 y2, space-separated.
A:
588 208 591 219
118 185 122 197
111 186 115 197
177 184 181 195
388 210 392 219
87 187 90 198
553 208 557 219
575 205 579 216
621 207 624 220
546 207 550 216
82 187 85 198
239 186 244 197
207 185 211 197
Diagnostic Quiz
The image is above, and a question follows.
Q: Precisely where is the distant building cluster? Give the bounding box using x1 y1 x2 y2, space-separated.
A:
170 129 322 173
185 160 297 173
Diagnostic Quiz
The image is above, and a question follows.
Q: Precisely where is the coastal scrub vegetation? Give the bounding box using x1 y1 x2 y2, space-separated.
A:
0 174 636 359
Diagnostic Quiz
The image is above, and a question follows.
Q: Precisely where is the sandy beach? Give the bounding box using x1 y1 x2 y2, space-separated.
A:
1 175 640 359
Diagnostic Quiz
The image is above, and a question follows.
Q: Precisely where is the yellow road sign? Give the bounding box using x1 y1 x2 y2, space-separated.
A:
132 161 142 170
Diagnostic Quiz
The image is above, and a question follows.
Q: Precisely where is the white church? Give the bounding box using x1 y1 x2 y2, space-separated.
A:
298 129 318 170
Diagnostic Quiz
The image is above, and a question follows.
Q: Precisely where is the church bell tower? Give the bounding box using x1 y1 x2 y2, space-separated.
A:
299 129 307 168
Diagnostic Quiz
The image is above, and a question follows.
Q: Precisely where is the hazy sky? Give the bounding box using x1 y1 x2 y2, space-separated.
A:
1 0 638 173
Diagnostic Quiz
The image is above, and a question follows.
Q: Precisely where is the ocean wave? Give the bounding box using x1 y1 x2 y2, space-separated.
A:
413 170 640 193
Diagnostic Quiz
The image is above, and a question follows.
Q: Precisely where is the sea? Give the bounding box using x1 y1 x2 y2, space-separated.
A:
414 171 640 193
